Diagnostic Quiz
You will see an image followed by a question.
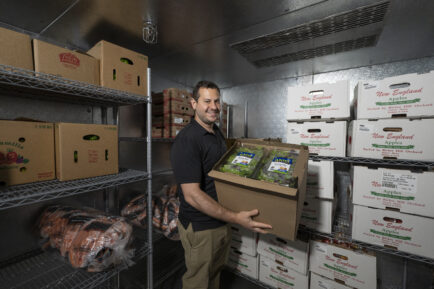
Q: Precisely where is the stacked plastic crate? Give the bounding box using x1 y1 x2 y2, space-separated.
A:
349 72 434 260
151 88 194 138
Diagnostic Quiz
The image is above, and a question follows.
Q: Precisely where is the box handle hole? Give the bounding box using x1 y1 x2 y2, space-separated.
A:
120 57 133 65
19 137 26 142
309 90 324 96
307 129 321 133
333 253 348 260
105 150 109 161
137 76 140 86
389 82 410 89
83 134 100 141
276 266 288 273
74 151 78 163
113 69 116 80
383 217 402 223
383 127 402 132
19 167 27 172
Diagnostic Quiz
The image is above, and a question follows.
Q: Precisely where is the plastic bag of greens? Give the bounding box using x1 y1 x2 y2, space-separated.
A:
256 149 299 187
219 146 264 177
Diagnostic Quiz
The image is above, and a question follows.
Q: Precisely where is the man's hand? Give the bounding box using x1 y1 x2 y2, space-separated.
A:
235 209 272 234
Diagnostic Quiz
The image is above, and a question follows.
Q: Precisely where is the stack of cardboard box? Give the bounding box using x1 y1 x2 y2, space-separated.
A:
0 120 118 186
350 72 434 259
219 102 228 137
286 81 351 234
151 88 194 138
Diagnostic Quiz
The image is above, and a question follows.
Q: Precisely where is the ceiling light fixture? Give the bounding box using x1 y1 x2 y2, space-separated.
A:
143 20 158 44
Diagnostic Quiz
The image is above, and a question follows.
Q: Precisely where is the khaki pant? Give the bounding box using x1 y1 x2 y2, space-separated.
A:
178 221 231 289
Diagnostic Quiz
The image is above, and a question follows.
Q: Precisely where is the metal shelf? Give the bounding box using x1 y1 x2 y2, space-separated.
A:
299 227 434 266
0 236 150 289
0 169 148 211
0 64 149 106
309 155 434 168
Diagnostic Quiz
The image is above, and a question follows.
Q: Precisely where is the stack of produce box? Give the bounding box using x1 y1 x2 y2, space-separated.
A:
151 88 194 138
350 72 434 260
286 81 351 234
309 239 377 289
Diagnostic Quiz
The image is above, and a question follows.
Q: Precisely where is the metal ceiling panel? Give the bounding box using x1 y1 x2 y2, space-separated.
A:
0 0 77 33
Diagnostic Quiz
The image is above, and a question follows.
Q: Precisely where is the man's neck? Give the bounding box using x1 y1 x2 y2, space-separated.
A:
195 115 214 133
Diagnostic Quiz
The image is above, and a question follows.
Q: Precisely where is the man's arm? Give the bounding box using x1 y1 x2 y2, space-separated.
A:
181 183 272 234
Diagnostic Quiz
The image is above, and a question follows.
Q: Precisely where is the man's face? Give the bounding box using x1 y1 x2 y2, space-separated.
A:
192 87 221 125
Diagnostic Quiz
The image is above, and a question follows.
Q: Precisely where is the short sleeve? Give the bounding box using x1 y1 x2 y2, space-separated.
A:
170 134 202 184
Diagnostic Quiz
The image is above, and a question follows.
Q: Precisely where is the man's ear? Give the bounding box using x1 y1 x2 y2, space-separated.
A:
190 98 197 110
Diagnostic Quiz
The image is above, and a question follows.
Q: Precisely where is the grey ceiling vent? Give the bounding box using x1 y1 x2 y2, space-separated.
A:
231 1 389 67
254 34 379 68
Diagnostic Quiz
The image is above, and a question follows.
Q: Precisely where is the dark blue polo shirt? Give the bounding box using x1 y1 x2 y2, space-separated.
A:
170 118 227 231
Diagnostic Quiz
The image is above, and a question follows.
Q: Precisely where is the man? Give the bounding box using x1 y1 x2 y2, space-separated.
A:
170 80 272 289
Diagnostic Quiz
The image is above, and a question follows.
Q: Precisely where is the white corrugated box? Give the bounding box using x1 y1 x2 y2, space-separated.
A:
257 234 309 275
310 272 353 289
259 255 309 289
226 247 259 279
352 166 434 218
355 71 434 119
229 223 257 256
287 121 347 157
352 205 434 259
309 240 377 289
300 198 335 234
347 119 434 161
307 160 334 199
287 80 350 121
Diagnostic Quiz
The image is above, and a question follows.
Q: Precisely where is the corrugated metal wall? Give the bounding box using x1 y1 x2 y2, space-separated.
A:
222 56 434 139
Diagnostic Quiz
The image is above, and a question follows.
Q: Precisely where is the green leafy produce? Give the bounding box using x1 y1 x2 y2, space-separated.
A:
256 149 299 187
219 146 264 177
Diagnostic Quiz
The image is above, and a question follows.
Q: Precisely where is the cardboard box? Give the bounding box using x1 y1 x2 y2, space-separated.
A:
151 126 163 138
153 100 194 116
227 248 259 279
352 205 434 259
259 255 309 289
209 139 309 240
55 123 118 181
347 119 434 161
33 39 99 85
309 240 377 289
163 125 186 138
153 88 191 105
287 121 347 157
352 166 434 218
0 27 33 70
307 160 334 199
355 71 434 119
0 120 55 186
300 198 335 234
310 272 353 289
257 234 309 275
287 80 350 121
152 113 191 127
229 223 257 256
88 40 148 96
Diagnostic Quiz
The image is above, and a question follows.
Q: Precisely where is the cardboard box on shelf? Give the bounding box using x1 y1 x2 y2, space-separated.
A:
257 234 309 275
226 247 259 280
0 120 55 186
300 197 335 234
151 126 163 138
355 71 434 119
287 80 350 121
352 205 434 259
163 125 186 138
286 121 347 157
347 119 434 161
152 113 191 127
33 39 99 85
310 272 353 289
229 223 257 256
309 240 377 289
55 123 118 181
352 166 434 218
209 139 309 241
0 27 33 70
88 40 148 96
259 255 309 289
307 160 334 199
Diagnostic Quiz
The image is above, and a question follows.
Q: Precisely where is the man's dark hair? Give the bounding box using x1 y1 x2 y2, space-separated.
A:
192 80 220 101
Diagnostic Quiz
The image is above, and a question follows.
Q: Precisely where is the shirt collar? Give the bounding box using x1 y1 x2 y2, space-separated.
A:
191 118 219 136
